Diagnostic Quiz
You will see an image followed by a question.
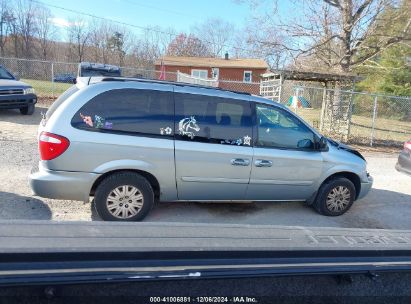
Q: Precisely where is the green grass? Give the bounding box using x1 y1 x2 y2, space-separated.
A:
21 78 72 98
291 107 410 146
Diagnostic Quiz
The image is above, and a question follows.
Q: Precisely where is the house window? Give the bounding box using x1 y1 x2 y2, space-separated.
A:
211 68 219 80
243 71 252 83
191 69 208 79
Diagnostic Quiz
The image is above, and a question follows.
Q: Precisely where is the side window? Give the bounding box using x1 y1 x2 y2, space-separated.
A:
256 104 315 149
71 89 174 137
175 93 253 146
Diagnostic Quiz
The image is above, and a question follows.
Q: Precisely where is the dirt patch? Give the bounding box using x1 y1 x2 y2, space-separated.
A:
350 144 402 154
38 97 55 106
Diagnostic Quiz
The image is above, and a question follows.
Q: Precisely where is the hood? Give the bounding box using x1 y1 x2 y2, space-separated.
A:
0 79 31 88
326 137 365 161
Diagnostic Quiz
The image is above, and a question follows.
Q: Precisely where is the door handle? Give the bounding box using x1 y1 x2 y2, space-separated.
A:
255 159 272 167
230 158 250 166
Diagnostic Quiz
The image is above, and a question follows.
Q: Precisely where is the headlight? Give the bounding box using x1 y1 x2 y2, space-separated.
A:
24 87 35 94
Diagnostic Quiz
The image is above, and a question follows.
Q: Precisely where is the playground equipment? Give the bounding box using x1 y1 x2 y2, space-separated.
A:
287 87 312 110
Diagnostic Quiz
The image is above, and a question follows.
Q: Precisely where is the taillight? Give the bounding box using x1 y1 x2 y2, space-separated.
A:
39 132 70 160
404 141 411 152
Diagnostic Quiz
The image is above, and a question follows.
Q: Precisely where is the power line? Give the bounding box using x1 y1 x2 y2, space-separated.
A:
32 0 176 36
121 0 199 19
31 0 255 55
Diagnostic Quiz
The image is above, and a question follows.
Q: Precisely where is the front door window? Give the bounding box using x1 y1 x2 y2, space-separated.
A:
256 104 315 150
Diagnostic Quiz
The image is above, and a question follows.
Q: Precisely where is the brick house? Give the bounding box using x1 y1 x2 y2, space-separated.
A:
154 54 268 94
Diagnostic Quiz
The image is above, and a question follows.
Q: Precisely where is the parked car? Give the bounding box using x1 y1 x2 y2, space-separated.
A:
53 73 76 83
78 62 121 77
0 65 37 115
29 77 373 221
396 139 411 176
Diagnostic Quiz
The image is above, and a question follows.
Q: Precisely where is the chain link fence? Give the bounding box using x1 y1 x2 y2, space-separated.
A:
278 83 411 147
1 56 409 147
0 56 262 98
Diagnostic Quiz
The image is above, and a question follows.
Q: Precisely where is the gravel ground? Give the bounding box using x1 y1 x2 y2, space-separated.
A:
0 106 410 228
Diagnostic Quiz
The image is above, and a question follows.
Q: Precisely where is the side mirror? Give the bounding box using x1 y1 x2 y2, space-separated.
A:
318 136 328 150
72 78 77 84
297 139 314 149
14 73 20 80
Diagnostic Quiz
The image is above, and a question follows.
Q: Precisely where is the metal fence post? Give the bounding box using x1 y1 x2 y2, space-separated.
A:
51 62 54 99
319 87 327 132
370 95 378 146
346 86 355 143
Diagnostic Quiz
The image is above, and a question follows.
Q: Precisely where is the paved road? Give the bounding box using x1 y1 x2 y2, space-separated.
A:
1 106 410 229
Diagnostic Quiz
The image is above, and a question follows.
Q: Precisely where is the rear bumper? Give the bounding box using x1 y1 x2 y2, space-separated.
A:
357 175 373 200
0 93 37 109
29 162 100 202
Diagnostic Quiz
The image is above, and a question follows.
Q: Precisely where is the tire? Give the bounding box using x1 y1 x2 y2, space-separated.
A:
94 172 154 221
20 104 35 115
313 177 356 216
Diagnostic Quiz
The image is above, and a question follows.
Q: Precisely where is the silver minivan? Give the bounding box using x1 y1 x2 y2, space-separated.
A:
29 77 373 221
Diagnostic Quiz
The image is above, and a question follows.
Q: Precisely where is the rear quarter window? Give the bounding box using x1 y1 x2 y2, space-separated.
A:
71 88 174 137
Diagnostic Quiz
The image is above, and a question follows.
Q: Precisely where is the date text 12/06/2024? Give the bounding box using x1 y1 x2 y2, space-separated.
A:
149 296 258 303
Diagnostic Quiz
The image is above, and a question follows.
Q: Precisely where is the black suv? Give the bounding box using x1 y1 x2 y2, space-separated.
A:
0 65 37 115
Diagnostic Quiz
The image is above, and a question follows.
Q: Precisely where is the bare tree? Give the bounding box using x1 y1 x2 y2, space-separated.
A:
36 6 55 60
166 33 211 57
248 0 411 72
193 18 235 57
239 21 290 69
88 19 113 63
0 0 12 56
14 0 38 58
129 26 175 70
67 17 90 62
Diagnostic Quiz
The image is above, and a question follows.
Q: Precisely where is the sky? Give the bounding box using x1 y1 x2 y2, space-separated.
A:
42 0 259 35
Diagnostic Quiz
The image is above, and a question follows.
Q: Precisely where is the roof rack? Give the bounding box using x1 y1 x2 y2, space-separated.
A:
97 76 251 96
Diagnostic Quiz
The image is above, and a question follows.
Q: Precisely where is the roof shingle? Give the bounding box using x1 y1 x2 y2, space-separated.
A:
155 56 268 69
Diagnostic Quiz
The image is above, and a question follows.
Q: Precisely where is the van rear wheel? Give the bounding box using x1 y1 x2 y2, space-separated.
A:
94 172 154 221
313 177 356 216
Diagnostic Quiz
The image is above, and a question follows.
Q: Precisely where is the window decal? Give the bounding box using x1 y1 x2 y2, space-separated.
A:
104 121 113 129
160 126 172 135
94 115 105 128
79 113 113 129
178 116 200 139
221 137 249 146
80 113 93 127
243 135 251 146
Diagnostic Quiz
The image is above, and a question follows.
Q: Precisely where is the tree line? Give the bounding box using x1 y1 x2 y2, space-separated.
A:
0 0 409 95
0 0 244 69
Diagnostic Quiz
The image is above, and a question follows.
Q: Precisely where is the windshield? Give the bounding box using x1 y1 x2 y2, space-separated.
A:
0 66 14 80
0 0 411 295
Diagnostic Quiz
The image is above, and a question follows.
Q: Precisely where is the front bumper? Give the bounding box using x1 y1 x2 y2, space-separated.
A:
29 162 100 202
357 175 373 200
0 93 37 109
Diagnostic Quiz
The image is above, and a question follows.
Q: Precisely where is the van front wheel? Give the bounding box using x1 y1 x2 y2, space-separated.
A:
313 177 356 216
94 172 154 221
